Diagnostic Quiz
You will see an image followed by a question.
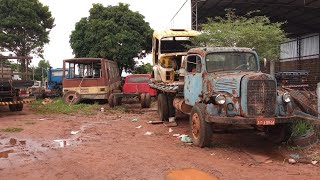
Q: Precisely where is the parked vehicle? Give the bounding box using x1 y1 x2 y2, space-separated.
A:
0 56 34 111
109 74 156 108
150 47 307 147
151 29 200 83
62 58 121 104
47 67 69 96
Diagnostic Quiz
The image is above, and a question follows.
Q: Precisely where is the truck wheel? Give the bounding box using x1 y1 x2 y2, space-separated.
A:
158 93 169 121
63 91 81 105
108 94 115 107
116 97 122 106
16 104 23 111
190 104 212 148
9 104 17 112
265 123 292 144
145 93 151 108
140 93 146 108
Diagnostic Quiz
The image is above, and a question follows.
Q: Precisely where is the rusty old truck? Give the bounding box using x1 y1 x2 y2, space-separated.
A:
150 47 300 147
0 56 34 111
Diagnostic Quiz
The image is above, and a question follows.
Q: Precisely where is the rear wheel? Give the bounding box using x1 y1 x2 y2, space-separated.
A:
9 104 17 112
265 123 292 144
63 91 81 105
108 94 115 108
190 104 212 147
16 104 23 111
140 93 146 108
157 93 169 121
145 93 151 108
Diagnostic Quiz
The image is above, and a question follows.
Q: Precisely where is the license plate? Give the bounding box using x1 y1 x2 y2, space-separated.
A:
256 118 275 125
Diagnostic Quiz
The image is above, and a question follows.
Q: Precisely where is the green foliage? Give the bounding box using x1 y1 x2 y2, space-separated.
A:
133 63 152 74
193 9 287 60
33 59 51 81
2 127 23 132
0 0 54 77
291 120 313 137
30 98 100 115
70 3 153 73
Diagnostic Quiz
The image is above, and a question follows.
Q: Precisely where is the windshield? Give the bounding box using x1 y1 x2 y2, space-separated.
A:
160 37 192 53
206 52 258 73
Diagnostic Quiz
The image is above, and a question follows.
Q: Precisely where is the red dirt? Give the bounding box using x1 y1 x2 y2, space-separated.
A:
0 104 319 180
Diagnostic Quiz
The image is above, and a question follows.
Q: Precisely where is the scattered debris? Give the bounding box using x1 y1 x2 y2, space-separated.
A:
100 107 105 112
163 121 177 127
135 125 142 129
144 131 153 136
288 158 297 164
42 98 53 105
180 135 192 143
290 153 300 159
173 134 180 137
147 120 163 124
169 128 173 133
39 118 46 121
19 140 26 145
0 149 14 158
53 140 68 148
71 131 79 135
9 138 17 146
210 153 215 156
131 118 138 122
264 160 273 164
311 160 318 165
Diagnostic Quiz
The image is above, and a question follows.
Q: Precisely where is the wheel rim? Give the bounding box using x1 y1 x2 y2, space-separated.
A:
67 95 74 102
192 112 200 139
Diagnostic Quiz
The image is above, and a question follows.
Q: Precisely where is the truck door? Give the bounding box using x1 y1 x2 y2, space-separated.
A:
184 54 202 106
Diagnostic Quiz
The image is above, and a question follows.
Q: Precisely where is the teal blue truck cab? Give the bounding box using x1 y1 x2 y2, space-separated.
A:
153 47 296 147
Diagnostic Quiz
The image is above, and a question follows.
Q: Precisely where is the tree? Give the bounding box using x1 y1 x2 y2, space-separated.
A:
33 59 51 81
133 63 153 74
192 9 286 61
70 3 153 73
0 0 55 79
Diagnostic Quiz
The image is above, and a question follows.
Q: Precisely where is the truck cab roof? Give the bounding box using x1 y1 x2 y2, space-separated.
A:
188 47 256 56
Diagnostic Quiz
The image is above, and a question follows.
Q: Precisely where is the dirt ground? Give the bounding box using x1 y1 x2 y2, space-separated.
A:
0 103 319 180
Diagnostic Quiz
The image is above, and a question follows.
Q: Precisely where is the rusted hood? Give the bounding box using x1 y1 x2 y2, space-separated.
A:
206 72 273 97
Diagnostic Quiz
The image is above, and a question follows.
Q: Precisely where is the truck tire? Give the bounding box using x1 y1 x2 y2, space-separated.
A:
140 93 146 108
190 104 212 148
145 93 151 108
16 104 23 111
9 104 17 112
108 94 115 108
63 91 81 105
158 93 169 121
265 123 292 144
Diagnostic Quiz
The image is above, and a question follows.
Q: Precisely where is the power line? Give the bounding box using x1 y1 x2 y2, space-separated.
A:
170 0 189 23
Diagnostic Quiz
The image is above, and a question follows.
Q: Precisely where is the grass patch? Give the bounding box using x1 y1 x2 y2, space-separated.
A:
30 98 99 115
2 127 24 132
292 120 314 137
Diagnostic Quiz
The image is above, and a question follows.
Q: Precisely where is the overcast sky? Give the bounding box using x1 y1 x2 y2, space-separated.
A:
37 0 191 68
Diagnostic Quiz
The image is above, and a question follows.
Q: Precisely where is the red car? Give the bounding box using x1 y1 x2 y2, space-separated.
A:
123 74 156 96
108 74 156 108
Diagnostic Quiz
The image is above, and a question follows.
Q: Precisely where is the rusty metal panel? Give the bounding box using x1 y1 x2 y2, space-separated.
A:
246 80 276 117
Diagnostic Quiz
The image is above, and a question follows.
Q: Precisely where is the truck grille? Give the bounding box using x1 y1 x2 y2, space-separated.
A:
247 80 276 117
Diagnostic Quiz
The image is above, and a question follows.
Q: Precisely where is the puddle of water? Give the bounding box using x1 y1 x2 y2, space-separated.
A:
165 169 219 180
0 150 14 158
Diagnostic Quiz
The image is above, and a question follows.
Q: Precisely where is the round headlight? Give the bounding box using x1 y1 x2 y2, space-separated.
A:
282 92 291 103
215 94 226 105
